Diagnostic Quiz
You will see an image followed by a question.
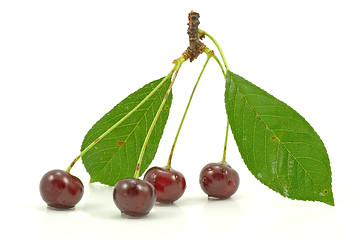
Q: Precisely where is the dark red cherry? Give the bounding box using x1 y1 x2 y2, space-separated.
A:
39 169 84 209
144 167 186 203
113 178 156 217
199 162 239 199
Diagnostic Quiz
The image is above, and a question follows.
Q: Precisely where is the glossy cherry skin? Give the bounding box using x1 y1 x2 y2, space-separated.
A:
113 178 156 217
144 167 186 203
199 163 239 199
39 169 84 209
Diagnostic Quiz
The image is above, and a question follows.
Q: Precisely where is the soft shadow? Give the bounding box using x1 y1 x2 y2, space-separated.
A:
120 212 151 220
155 202 178 207
46 205 76 211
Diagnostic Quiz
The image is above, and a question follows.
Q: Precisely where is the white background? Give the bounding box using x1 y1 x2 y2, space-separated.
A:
1 0 359 239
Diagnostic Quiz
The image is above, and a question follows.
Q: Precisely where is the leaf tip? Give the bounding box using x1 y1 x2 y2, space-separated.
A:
323 198 335 206
326 195 335 207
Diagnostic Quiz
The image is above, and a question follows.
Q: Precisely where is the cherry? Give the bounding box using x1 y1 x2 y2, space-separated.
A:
144 167 186 203
113 178 156 217
39 169 84 209
199 162 239 199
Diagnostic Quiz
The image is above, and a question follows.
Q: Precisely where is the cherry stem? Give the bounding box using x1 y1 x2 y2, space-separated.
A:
199 30 231 164
166 51 212 169
221 120 230 164
65 64 179 173
133 58 185 178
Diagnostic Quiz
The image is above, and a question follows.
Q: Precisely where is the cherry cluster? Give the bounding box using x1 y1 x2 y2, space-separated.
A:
39 163 239 217
39 11 241 218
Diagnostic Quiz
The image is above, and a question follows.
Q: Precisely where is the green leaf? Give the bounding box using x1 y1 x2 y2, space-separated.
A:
81 77 172 186
225 70 334 205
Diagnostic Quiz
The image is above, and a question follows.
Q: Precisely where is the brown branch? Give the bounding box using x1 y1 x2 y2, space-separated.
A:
182 10 207 62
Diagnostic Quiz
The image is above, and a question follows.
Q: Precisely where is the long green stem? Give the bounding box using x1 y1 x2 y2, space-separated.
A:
166 53 212 169
213 55 230 164
133 60 184 178
199 29 229 71
65 64 179 173
211 52 230 164
221 120 230 164
201 32 231 164
213 54 230 164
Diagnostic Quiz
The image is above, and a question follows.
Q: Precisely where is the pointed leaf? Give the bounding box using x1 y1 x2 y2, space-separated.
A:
81 77 172 186
225 70 334 205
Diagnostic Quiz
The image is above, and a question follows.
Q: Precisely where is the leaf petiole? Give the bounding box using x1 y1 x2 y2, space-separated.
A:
65 63 179 173
212 54 225 76
199 29 229 71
